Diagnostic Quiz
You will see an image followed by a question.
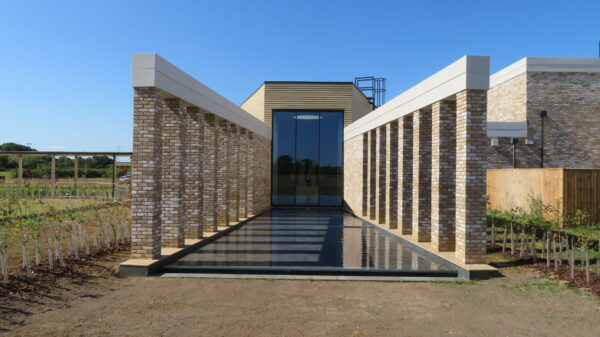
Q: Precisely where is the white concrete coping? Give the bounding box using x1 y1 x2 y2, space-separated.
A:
490 57 600 88
132 53 271 139
344 55 490 141
487 121 528 138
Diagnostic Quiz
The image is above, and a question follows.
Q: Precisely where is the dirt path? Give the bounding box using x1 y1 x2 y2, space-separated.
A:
1 257 599 337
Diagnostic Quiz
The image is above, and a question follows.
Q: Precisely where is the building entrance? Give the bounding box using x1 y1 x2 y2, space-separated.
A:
272 110 343 206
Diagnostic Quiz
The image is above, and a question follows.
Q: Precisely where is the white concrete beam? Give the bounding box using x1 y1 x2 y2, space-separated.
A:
487 121 528 138
132 53 271 139
344 55 490 141
490 57 600 88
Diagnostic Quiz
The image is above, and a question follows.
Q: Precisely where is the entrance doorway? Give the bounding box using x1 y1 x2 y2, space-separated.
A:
272 110 343 206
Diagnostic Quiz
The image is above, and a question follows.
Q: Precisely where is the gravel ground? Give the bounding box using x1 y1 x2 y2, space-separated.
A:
1 252 599 337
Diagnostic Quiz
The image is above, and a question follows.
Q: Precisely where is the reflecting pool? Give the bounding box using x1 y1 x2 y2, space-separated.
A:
163 208 456 277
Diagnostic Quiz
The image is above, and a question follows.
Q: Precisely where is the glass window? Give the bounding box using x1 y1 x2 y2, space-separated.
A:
271 110 343 207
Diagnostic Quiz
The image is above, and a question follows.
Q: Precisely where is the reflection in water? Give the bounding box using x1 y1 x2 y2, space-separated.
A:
171 209 449 272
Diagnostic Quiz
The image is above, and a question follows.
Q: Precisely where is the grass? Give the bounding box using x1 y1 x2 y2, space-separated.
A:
500 277 597 300
2 199 103 217
432 280 482 286
0 170 15 178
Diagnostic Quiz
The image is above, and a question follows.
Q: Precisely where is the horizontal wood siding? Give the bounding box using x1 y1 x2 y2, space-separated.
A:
262 83 369 127
352 86 374 122
240 84 265 123
487 168 600 224
563 169 600 224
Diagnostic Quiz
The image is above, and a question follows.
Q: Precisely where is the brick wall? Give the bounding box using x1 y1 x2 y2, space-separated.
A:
131 88 272 259
488 73 527 122
342 135 363 214
487 72 600 169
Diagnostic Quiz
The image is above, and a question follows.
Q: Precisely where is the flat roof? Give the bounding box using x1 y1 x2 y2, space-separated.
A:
0 151 132 157
241 81 371 106
490 57 600 87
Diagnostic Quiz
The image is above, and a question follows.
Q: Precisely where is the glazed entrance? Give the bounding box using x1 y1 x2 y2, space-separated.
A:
272 110 343 207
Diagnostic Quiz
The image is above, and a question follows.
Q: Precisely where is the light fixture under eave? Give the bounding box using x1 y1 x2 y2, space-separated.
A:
294 115 322 120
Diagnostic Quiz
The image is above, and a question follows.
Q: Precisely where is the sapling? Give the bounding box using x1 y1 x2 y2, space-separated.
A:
584 243 590 283
491 219 496 248
46 236 53 271
552 234 558 271
502 226 507 252
510 223 515 255
21 233 32 278
34 233 41 266
531 231 537 263
94 229 100 251
69 230 79 260
0 238 9 284
519 227 526 258
81 225 90 255
104 225 111 248
546 232 551 268
569 237 574 279
54 232 65 268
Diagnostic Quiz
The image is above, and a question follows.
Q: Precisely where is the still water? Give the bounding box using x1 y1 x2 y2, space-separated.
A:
166 209 454 275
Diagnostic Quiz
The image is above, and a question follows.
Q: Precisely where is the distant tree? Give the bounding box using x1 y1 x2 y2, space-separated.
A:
0 142 37 169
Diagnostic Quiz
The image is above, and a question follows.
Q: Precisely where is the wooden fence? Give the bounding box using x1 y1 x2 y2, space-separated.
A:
487 168 600 225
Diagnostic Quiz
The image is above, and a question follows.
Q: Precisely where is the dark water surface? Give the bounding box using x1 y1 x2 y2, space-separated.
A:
164 208 455 276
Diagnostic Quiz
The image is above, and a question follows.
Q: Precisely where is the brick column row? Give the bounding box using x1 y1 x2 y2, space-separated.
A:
398 115 413 235
161 98 185 248
238 129 248 219
431 101 457 251
361 133 369 217
228 124 240 224
216 117 230 227
412 107 432 242
246 132 255 216
385 121 399 229
202 114 218 232
455 90 487 263
376 125 387 224
368 130 377 220
184 107 204 240
131 87 163 259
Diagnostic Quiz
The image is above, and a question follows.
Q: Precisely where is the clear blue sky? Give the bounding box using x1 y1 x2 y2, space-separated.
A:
1 0 598 152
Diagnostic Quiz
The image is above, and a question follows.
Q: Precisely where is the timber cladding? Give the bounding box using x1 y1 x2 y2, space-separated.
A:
487 168 600 224
241 82 373 127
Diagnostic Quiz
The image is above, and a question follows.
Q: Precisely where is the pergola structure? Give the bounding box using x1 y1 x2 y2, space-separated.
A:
344 56 490 264
127 53 491 268
0 151 132 198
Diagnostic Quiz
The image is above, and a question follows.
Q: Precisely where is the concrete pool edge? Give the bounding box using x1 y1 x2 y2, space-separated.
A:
118 210 270 276
351 213 500 280
119 208 499 281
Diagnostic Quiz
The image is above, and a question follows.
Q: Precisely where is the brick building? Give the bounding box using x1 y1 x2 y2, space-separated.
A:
487 57 600 169
126 53 599 274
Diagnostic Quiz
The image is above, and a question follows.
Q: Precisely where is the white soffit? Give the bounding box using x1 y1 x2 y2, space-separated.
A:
490 57 600 88
487 121 528 138
132 53 271 139
344 55 490 141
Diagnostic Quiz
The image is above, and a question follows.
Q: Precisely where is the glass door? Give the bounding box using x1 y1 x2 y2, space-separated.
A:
272 110 343 207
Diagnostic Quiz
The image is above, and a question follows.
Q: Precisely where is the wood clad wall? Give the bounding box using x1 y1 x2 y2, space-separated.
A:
487 168 600 224
352 86 374 122
240 82 373 127
563 169 600 224
240 84 265 122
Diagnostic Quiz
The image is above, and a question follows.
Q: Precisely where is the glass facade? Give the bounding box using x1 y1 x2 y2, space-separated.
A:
272 110 343 206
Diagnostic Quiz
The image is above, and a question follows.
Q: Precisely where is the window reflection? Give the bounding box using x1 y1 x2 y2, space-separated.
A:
272 111 343 206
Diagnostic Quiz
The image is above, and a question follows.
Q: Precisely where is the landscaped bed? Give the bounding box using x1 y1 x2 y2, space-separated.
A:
0 198 130 288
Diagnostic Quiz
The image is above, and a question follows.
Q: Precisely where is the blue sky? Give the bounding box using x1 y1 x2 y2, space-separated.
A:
0 0 598 151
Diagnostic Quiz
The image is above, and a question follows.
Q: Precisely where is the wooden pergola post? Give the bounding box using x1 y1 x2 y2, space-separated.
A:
17 156 23 183
74 155 79 196
50 155 56 197
112 154 117 199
